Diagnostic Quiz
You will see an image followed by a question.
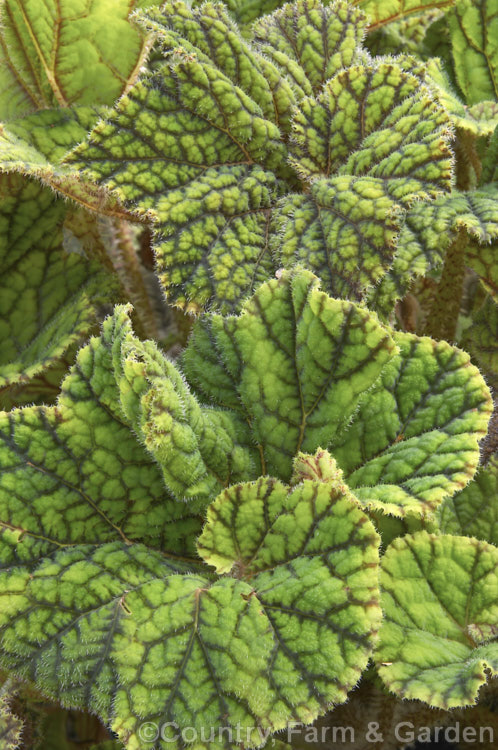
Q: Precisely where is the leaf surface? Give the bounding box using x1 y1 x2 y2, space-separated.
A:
0 0 153 119
437 459 498 545
376 532 498 708
449 0 498 104
331 333 492 515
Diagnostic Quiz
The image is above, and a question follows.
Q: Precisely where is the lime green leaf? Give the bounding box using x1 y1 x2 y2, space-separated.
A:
449 0 498 105
0 308 205 564
183 269 397 479
0 470 380 750
134 0 297 132
358 0 454 31
68 52 285 312
109 305 257 501
369 186 498 316
272 176 402 300
0 109 130 220
0 0 153 120
331 332 492 516
437 459 498 545
0 699 22 750
252 0 367 95
0 173 114 402
195 0 287 28
68 1 454 312
198 473 382 706
426 59 498 136
288 62 453 192
273 61 453 300
376 532 498 708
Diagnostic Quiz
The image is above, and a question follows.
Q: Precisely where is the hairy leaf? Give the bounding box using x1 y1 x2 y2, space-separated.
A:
437 458 498 545
331 333 492 515
369 187 498 316
252 0 367 95
272 176 402 299
0 471 381 748
0 307 206 564
69 0 453 312
426 58 498 136
449 0 498 104
183 269 397 479
377 532 498 708
0 0 154 120
288 62 453 190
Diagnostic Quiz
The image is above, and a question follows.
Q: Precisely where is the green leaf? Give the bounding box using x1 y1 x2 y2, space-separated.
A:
252 0 367 95
426 58 498 136
134 0 297 132
369 186 498 316
449 0 498 105
68 47 285 312
288 62 453 191
0 0 153 120
0 108 131 220
273 61 453 300
0 173 115 404
0 687 22 750
271 176 403 299
437 458 498 545
330 332 492 515
0 468 380 748
0 306 205 565
198 472 382 699
376 531 498 708
69 0 454 312
357 0 454 31
182 269 397 479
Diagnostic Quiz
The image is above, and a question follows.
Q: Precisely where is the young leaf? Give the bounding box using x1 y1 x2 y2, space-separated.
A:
0 307 206 564
0 173 115 406
426 58 498 136
0 0 154 120
449 0 498 104
437 458 498 545
182 269 397 479
376 531 498 708
252 0 367 95
330 332 492 515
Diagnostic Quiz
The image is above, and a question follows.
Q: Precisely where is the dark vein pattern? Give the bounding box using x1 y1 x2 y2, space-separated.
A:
377 531 498 708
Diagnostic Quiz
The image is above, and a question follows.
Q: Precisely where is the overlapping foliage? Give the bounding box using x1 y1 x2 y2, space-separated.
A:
0 0 498 747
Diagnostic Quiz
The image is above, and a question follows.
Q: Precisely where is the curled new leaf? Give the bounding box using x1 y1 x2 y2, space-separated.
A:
376 531 498 708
